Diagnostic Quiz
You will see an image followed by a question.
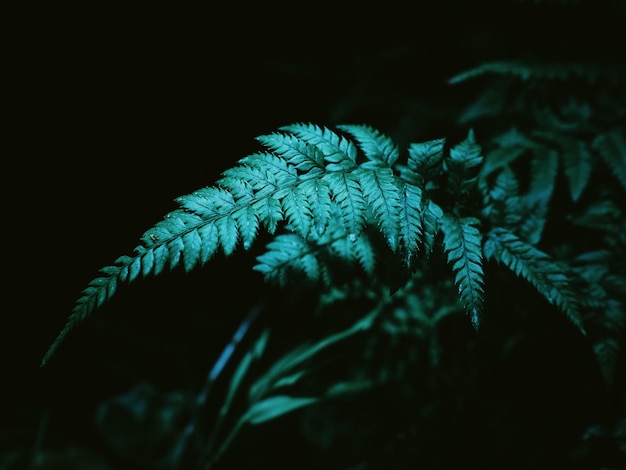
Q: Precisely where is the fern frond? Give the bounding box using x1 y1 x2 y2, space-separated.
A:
483 228 585 334
440 215 484 329
43 123 484 365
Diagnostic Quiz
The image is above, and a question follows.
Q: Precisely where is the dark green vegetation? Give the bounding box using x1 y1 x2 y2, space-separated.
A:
5 1 625 469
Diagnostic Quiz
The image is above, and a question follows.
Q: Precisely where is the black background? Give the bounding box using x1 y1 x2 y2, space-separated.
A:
5 1 626 468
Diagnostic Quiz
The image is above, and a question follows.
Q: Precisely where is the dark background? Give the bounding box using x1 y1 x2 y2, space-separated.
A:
5 1 625 468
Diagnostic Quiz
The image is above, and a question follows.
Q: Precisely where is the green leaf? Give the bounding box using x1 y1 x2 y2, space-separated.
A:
244 395 318 425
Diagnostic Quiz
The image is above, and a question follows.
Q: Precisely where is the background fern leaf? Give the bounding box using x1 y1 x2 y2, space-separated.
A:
528 145 559 204
533 130 592 201
441 215 484 329
479 128 530 180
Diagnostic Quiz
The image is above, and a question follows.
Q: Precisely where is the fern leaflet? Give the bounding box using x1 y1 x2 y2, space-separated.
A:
440 215 484 329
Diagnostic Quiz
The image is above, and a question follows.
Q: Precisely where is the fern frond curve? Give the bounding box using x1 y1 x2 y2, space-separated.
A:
43 123 439 365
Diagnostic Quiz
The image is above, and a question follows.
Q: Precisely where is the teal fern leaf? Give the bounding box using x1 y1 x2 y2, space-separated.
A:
43 123 440 365
483 227 585 334
440 215 484 329
45 123 524 366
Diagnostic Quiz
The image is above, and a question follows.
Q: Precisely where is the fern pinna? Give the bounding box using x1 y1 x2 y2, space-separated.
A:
42 123 589 366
